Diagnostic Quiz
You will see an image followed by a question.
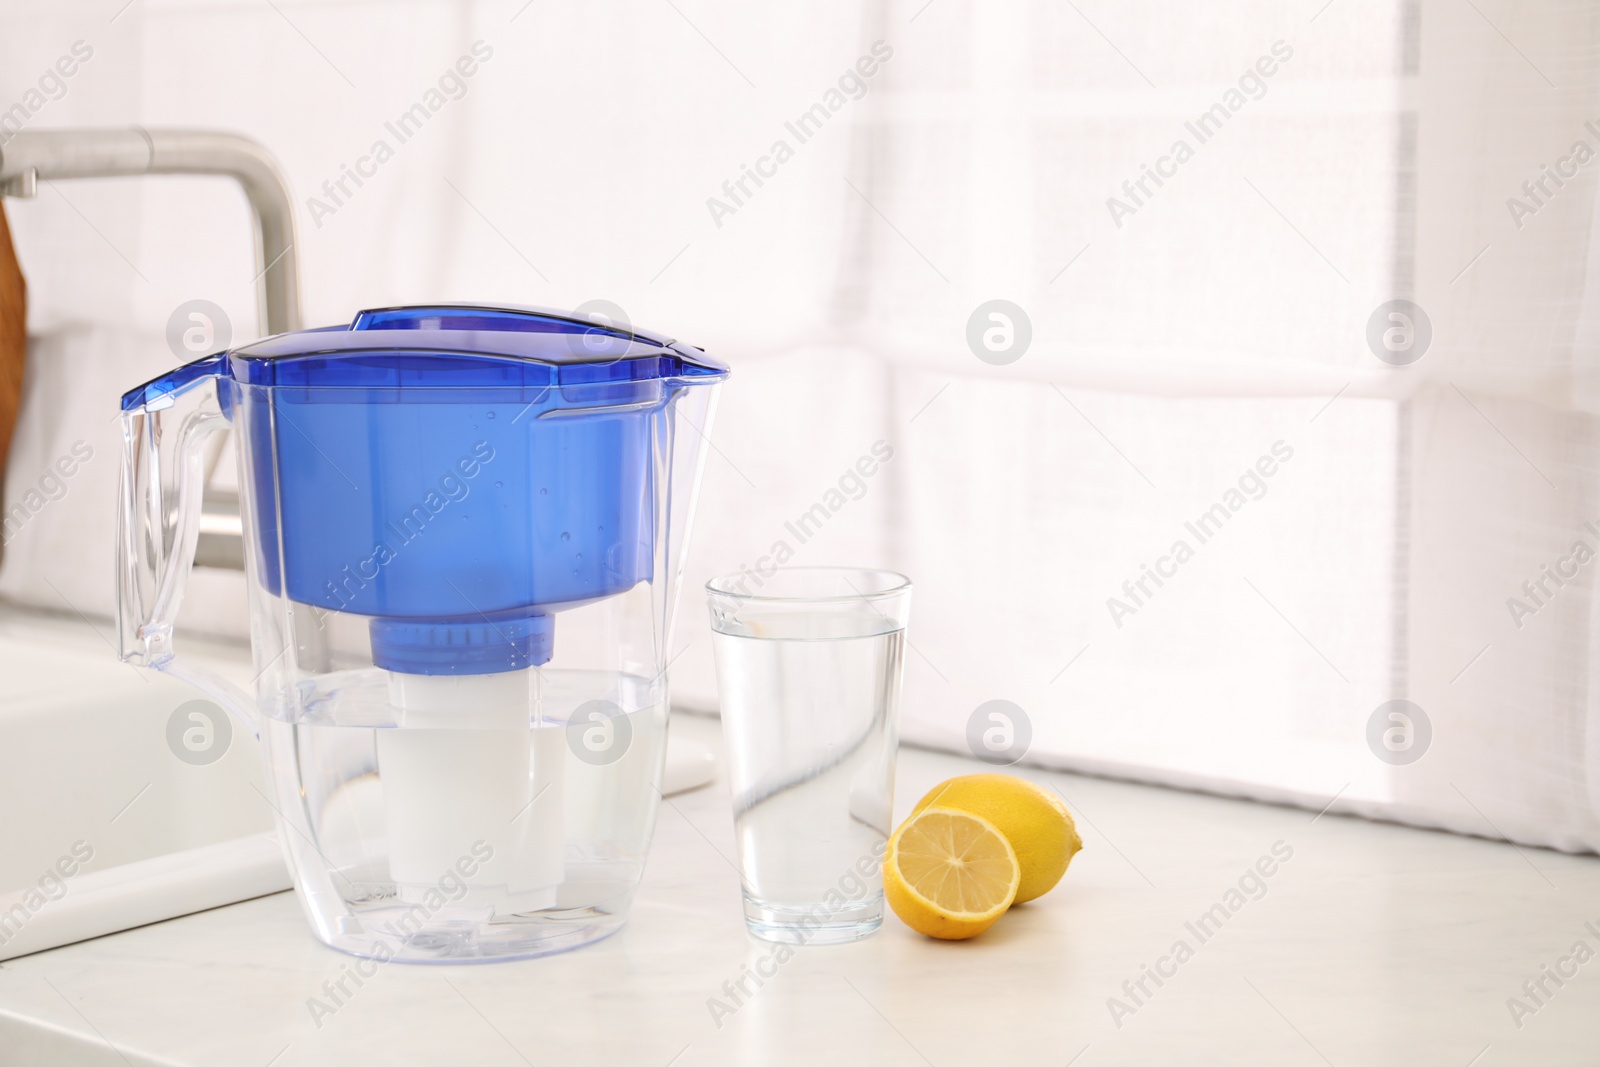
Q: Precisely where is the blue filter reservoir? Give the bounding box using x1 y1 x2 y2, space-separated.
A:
123 304 727 674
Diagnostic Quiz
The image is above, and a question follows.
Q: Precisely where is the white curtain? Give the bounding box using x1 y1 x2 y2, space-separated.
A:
4 0 1598 852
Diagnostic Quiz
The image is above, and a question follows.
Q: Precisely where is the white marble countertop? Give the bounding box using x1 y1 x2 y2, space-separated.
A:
2 712 1598 1067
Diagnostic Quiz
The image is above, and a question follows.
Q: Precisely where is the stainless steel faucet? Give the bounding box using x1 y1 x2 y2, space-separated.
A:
0 127 302 570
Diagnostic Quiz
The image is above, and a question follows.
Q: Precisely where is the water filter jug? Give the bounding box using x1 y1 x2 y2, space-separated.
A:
117 304 726 961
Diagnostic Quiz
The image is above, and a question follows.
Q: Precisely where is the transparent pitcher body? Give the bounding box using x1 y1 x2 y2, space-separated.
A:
118 307 725 961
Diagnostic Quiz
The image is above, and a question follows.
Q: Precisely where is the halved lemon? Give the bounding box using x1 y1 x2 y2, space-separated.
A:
883 807 1020 939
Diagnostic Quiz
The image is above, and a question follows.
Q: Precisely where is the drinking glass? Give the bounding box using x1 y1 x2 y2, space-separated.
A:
707 567 911 944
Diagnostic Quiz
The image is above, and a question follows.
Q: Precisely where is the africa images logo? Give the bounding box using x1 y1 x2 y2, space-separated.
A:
1106 41 1293 228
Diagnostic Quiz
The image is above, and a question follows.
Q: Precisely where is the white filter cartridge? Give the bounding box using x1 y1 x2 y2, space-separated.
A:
379 669 564 911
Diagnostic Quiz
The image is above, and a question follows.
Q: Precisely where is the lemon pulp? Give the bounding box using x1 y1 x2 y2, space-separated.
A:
883 807 1019 939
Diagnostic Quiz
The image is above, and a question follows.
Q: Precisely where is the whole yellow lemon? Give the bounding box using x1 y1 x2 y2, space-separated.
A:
910 774 1081 903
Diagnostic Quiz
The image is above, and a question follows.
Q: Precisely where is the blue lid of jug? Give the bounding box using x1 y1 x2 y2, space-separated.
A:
122 304 726 409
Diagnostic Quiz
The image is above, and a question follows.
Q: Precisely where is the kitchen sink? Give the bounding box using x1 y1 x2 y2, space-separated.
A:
0 607 285 961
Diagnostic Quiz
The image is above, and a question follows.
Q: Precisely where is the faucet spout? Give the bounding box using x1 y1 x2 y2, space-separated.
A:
0 127 304 570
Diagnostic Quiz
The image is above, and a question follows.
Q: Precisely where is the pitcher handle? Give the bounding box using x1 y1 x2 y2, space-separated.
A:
117 354 257 735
